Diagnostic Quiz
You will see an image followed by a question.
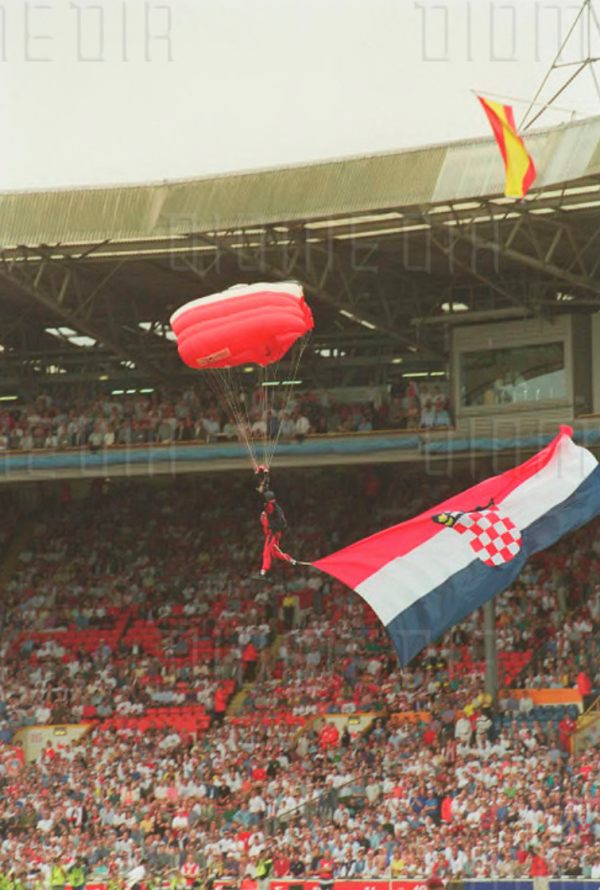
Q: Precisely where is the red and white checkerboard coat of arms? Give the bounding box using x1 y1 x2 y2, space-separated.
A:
433 504 522 567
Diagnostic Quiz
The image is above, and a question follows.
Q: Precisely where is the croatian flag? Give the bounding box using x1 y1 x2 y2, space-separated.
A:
313 426 600 666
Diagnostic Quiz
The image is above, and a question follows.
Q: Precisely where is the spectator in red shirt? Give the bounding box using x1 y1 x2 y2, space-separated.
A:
318 722 339 750
318 854 334 890
576 670 593 709
440 794 453 823
423 725 437 746
530 848 550 877
272 850 291 878
213 687 228 724
251 765 267 782
242 642 259 683
558 715 576 752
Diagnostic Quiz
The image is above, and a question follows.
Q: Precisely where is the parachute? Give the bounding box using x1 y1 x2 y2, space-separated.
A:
171 282 313 369
169 282 314 469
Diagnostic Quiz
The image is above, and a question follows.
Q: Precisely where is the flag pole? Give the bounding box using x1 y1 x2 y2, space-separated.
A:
520 0 599 131
469 88 579 117
483 599 498 708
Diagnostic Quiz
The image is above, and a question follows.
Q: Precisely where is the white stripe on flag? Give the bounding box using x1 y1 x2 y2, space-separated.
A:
356 436 597 627
502 434 597 525
356 526 473 626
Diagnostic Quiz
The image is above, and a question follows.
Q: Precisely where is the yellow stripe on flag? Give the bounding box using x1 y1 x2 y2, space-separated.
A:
478 96 536 199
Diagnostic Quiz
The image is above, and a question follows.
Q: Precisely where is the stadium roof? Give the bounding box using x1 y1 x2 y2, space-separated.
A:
0 114 599 386
1 114 599 246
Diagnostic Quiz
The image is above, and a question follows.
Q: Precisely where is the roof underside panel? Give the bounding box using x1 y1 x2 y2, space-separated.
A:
1 115 600 246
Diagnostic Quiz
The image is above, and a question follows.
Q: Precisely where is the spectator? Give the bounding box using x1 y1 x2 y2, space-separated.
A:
242 642 259 683
420 400 436 429
577 669 593 709
454 713 472 746
318 721 340 750
294 410 311 440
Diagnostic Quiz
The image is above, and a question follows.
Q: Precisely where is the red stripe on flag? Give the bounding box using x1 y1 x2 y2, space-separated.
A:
522 157 537 195
478 97 509 164
504 104 517 130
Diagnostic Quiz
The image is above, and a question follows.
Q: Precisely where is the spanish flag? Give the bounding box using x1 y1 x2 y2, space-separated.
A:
478 96 536 199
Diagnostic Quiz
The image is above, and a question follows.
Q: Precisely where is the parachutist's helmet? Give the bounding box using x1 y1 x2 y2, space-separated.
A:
264 490 276 502
432 510 462 528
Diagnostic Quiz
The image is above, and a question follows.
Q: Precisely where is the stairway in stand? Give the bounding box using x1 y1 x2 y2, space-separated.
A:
226 633 283 717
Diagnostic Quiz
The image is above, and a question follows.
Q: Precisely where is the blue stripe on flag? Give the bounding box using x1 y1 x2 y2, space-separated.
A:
386 464 600 666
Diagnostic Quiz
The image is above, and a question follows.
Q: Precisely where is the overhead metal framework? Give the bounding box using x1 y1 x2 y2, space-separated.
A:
0 118 599 391
0 248 167 379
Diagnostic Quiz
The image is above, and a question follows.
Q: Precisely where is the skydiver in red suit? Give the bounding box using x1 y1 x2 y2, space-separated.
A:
255 466 297 576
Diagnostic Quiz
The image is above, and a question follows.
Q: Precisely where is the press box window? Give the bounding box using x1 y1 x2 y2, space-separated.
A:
459 342 566 408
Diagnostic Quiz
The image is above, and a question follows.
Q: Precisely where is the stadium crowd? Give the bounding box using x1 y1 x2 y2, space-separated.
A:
0 380 452 452
0 470 597 886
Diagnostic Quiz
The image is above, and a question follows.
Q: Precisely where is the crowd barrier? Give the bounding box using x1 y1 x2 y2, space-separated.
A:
504 689 582 705
50 878 600 890
0 434 421 476
6 425 600 477
264 882 600 890
423 427 600 454
268 882 427 890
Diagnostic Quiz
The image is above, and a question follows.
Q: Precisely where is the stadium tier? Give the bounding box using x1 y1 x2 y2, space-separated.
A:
0 470 597 885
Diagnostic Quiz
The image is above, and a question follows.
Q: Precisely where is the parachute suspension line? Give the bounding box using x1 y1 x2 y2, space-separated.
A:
257 364 271 472
258 352 281 471
262 337 298 469
201 335 309 474
224 368 259 471
207 369 258 471
263 334 311 469
261 337 289 470
253 360 273 472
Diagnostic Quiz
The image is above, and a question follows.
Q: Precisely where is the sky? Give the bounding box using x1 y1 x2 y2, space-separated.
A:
2 0 600 190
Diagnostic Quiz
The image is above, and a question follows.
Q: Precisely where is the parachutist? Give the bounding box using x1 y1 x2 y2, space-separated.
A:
255 464 270 494
258 485 297 574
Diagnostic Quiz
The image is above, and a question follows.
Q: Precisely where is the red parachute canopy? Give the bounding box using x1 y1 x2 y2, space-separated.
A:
169 282 313 369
